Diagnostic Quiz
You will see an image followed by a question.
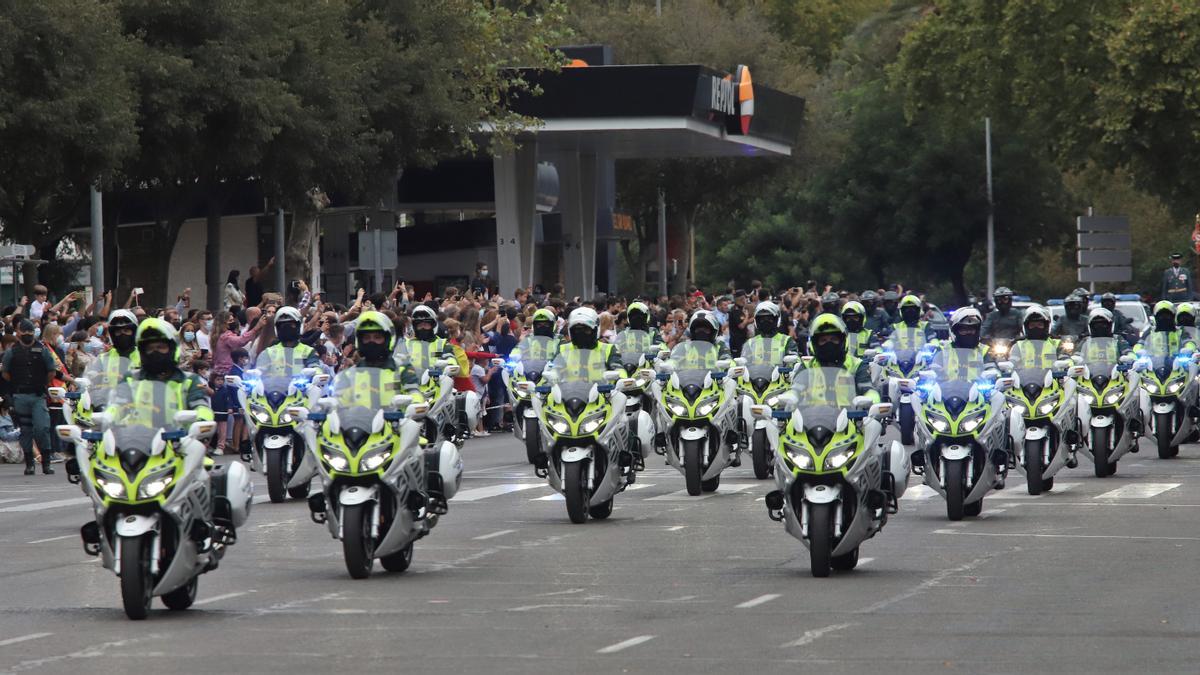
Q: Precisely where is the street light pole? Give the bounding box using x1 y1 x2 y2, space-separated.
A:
657 188 667 298
985 117 995 299
90 185 104 314
274 208 286 294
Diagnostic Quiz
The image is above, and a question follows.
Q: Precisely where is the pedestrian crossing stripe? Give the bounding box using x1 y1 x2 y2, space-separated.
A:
1094 483 1179 500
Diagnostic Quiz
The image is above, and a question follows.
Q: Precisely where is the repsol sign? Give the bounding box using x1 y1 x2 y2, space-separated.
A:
710 76 736 116
703 65 754 135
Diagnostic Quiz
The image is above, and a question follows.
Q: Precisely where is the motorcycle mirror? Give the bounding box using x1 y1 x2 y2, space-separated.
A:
617 377 637 392
188 420 216 440
734 357 747 366
56 424 82 444
864 349 878 360
637 368 655 381
443 364 461 377
996 361 1014 374
225 375 243 388
47 386 66 401
715 359 732 371
491 357 504 367
852 395 874 411
750 404 773 419
286 406 308 421
245 368 262 379
728 366 746 379
1052 359 1071 371
434 358 454 369
391 394 413 410
318 396 338 412
1118 354 1135 365
91 411 114 430
173 410 199 427
407 402 430 419
657 349 670 361
311 373 330 388
982 368 1000 382
783 354 799 366
868 402 892 419
603 370 622 382
74 377 91 392
1069 365 1086 378
995 377 1014 392
301 367 318 379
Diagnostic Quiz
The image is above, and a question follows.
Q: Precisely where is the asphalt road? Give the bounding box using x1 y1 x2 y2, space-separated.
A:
2 432 1199 674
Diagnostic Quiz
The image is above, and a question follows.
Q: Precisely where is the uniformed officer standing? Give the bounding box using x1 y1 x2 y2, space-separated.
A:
980 286 1023 342
2 319 57 475
1162 253 1194 303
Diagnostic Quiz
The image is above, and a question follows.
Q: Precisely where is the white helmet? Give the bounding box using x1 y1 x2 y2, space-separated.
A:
274 306 302 325
567 307 599 330
1022 304 1051 325
411 305 438 322
949 306 983 328
1088 307 1114 324
754 301 780 318
108 309 138 327
690 309 719 332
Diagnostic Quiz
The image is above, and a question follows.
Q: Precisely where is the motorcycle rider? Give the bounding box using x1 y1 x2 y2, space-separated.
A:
1009 305 1062 367
512 307 560 363
981 286 1023 343
618 301 663 356
840 300 878 359
861 290 889 334
1142 300 1195 355
405 305 455 371
555 307 622 373
130 318 213 419
257 306 320 371
673 310 731 368
804 314 875 399
881 290 900 325
101 310 142 370
1052 294 1089 340
1177 303 1199 346
742 301 799 362
888 294 936 349
1099 292 1134 343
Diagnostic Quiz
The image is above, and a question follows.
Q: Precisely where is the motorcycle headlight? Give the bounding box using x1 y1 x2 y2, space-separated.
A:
667 399 688 417
765 394 781 407
1009 403 1026 416
1037 396 1060 416
359 443 395 471
320 442 349 471
546 412 571 435
1141 379 1157 393
696 396 720 417
281 412 294 424
1168 381 1183 394
137 467 175 499
784 442 814 470
251 404 271 424
1078 392 1095 406
94 469 126 499
960 409 988 432
823 444 857 470
925 410 950 433
580 411 608 434
1103 389 1124 405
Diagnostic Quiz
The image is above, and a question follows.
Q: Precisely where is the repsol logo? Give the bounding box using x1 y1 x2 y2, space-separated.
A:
710 76 736 116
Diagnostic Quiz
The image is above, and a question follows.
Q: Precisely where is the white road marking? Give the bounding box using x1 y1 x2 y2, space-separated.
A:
1095 482 1180 500
934 528 1200 542
473 528 517 540
26 534 75 544
195 590 254 606
736 593 781 609
901 485 937 500
537 587 586 597
666 525 687 531
780 622 856 648
534 482 657 501
510 603 617 612
0 632 52 647
0 497 89 513
856 555 995 614
993 482 1079 498
0 497 32 506
596 635 656 654
453 483 544 502
646 483 754 501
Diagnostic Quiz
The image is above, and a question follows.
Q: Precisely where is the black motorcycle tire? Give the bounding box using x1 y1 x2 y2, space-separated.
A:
120 534 154 620
808 502 835 578
161 575 197 611
831 546 860 572
683 439 704 496
1025 438 1044 496
1092 427 1113 478
701 474 721 492
899 402 915 446
380 542 414 573
964 498 983 517
287 481 311 500
751 429 771 480
342 503 376 579
266 448 287 503
564 460 589 524
588 498 614 520
945 459 967 521
524 417 541 465
1156 412 1174 460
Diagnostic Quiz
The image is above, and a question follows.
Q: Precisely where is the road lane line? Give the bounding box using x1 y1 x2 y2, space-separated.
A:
900 485 937 500
1095 482 1180 500
736 593 780 609
195 590 254 606
473 528 517 540
26 534 75 544
780 622 856 648
858 557 875 567
596 635 656 654
646 484 754 501
934 528 1200 541
0 632 53 647
453 483 543 502
0 497 89 513
666 525 686 531
0 497 33 506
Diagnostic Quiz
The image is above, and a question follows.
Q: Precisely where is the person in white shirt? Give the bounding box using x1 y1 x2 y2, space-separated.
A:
29 285 49 321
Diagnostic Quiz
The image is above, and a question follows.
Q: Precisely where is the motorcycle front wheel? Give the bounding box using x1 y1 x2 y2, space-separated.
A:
1155 412 1174 460
266 448 288 503
683 439 704 496
564 460 590 524
524 417 541 465
1025 438 1044 496
119 534 154 620
807 502 835 578
945 458 967 521
751 429 771 480
1092 426 1113 477
341 503 376 579
899 403 915 445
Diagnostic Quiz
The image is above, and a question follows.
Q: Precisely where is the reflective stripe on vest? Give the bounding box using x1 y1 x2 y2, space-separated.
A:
406 338 447 371
742 333 788 364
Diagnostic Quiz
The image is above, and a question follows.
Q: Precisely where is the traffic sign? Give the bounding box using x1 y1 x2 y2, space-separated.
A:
1077 216 1130 233
1077 232 1131 249
1077 249 1132 266
1078 266 1132 283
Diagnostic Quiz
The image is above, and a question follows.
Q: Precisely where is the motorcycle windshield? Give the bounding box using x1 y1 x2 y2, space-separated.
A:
252 350 311 401
670 341 720 394
1080 337 1121 373
331 367 400 431
105 379 186 453
82 355 135 410
792 367 857 430
612 330 655 365
932 347 988 381
516 336 557 363
1142 339 1177 372
1009 341 1054 386
549 349 605 402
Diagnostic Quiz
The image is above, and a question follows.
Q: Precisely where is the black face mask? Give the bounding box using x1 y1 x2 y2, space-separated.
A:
628 313 648 331
18 333 34 346
1102 301 1115 312
755 315 777 337
276 322 300 343
900 306 920 324
141 350 175 377
112 331 136 353
1065 305 1082 319
414 324 435 341
1180 315 1196 328
883 301 897 315
533 321 554 338
813 339 845 366
995 298 1012 312
843 314 864 332
1156 313 1176 332
569 326 597 349
1090 322 1112 337
953 327 980 348
690 325 714 343
359 342 389 362
1025 323 1049 340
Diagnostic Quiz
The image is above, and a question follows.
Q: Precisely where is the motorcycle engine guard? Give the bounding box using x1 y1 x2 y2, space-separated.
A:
339 485 379 506
941 444 971 460
115 513 160 537
560 447 593 463
263 434 290 449
803 483 842 504
679 426 707 441
1153 402 1175 415
1024 426 1049 441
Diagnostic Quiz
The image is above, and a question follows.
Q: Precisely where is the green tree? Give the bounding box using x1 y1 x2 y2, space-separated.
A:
0 0 136 292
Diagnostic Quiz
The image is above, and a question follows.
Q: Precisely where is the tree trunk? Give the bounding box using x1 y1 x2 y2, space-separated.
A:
284 189 328 291
204 193 225 311
949 264 968 307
